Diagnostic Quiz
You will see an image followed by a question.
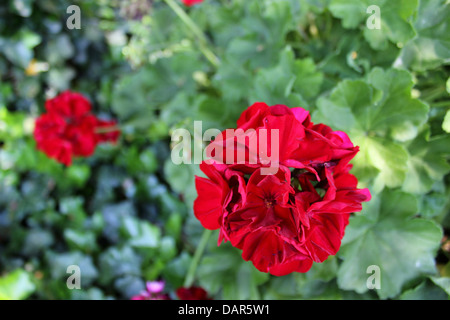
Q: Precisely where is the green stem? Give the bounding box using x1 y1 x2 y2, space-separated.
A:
163 0 220 68
184 229 213 288
421 86 446 102
431 101 450 108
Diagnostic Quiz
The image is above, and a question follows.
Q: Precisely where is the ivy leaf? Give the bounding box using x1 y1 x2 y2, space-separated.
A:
46 251 98 287
337 189 442 299
121 217 161 249
98 246 142 285
64 229 98 253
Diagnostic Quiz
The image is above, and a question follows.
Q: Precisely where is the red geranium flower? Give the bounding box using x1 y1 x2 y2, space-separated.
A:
176 286 211 300
33 91 120 166
182 0 204 6
194 103 371 275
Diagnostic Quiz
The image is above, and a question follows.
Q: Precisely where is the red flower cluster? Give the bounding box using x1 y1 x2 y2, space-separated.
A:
176 286 211 300
194 103 371 276
182 0 204 6
33 91 120 166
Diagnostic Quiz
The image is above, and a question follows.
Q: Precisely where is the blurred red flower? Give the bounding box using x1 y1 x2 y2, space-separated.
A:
194 102 371 276
182 0 204 6
176 286 211 300
33 91 120 166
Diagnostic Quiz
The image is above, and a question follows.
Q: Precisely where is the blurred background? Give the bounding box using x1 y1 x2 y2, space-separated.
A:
0 0 449 300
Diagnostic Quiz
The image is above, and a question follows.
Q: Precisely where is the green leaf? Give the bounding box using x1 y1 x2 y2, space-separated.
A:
330 0 418 50
292 57 324 102
114 275 145 299
213 57 253 102
66 165 91 188
329 0 368 29
398 0 450 71
314 79 377 133
122 217 161 249
22 229 54 256
356 136 409 190
0 106 27 140
197 242 269 300
418 189 449 220
337 189 443 299
0 269 35 300
98 246 142 285
430 277 450 296
59 197 87 229
64 229 98 253
249 47 309 108
402 130 450 194
367 68 429 139
314 68 428 189
315 68 429 139
443 109 450 133
11 0 34 17
164 160 201 209
162 252 192 288
1 30 40 68
266 257 340 299
196 96 233 129
112 53 204 130
224 0 294 69
46 251 98 287
399 279 448 300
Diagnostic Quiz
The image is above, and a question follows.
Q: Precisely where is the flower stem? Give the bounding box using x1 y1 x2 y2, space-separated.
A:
184 229 213 288
163 0 220 68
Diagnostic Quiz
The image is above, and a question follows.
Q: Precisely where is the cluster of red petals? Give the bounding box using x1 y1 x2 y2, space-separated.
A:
182 0 204 7
194 102 371 276
176 286 211 300
33 91 120 166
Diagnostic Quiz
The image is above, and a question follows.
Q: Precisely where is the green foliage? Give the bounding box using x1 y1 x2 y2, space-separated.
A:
337 190 442 299
0 0 449 300
0 269 36 300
